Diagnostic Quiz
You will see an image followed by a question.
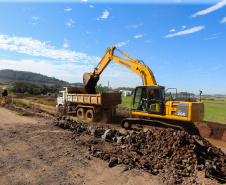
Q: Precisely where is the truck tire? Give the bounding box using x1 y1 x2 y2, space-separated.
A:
77 108 85 120
58 105 65 116
86 109 95 122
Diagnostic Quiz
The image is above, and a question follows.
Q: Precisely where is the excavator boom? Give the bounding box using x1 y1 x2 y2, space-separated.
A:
83 46 157 93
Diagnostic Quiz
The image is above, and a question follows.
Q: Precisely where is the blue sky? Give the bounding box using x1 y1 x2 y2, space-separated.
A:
0 0 225 94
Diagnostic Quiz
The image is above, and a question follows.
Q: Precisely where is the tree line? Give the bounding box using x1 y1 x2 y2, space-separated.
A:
9 81 62 95
6 82 135 95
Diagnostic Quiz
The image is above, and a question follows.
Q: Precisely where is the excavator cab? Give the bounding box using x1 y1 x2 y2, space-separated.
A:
133 86 165 114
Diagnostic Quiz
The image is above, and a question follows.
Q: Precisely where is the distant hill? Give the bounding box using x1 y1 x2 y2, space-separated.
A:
0 69 69 85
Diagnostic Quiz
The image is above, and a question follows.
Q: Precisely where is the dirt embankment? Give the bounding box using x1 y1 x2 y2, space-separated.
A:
0 107 160 185
195 121 226 142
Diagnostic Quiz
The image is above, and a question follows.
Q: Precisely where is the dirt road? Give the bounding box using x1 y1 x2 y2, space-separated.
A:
0 107 161 185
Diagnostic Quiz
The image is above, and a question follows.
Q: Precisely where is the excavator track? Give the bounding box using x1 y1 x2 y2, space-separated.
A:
121 117 199 135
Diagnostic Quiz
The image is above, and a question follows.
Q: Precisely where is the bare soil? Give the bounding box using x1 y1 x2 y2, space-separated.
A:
0 107 161 185
1 98 226 184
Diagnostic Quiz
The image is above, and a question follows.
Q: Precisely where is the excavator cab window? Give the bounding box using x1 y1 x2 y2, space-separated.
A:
133 86 164 114
133 87 146 111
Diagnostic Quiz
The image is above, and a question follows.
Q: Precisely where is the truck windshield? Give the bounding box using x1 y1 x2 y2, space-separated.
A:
58 92 63 97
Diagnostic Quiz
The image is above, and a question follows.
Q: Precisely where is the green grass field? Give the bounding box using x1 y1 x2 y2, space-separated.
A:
120 96 226 124
202 98 226 124
118 96 133 109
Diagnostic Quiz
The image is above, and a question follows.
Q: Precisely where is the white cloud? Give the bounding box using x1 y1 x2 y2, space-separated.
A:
211 66 220 70
100 10 109 19
90 5 94 8
192 1 226 17
0 34 100 63
62 44 69 48
185 68 202 74
134 34 143 39
164 26 205 38
0 35 143 88
30 16 40 25
221 16 226 23
114 40 130 47
62 38 69 48
81 0 87 2
164 62 171 64
209 64 224 71
66 19 75 27
145 40 151 43
127 23 142 28
204 36 218 40
97 10 109 20
182 26 186 29
32 17 40 21
64 7 72 12
170 29 176 32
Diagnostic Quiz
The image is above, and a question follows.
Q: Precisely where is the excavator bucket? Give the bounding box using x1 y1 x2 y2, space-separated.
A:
83 72 99 94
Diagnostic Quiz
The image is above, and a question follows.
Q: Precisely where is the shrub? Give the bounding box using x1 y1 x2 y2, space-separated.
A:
18 111 31 116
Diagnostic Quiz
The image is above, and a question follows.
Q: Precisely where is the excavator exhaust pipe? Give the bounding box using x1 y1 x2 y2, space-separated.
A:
83 72 99 94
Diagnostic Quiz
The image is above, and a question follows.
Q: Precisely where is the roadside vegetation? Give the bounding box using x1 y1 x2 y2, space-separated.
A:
14 100 31 108
27 97 57 107
18 111 31 116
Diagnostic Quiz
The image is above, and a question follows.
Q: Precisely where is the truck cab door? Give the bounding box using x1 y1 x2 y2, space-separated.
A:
57 92 64 106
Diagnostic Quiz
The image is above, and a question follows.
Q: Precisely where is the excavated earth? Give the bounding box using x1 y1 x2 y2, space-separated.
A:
54 117 226 184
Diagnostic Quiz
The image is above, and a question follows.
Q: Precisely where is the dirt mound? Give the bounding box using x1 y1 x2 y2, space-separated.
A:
54 118 226 184
195 121 226 141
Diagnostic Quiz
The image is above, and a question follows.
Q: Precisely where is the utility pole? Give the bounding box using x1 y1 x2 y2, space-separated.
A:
108 81 109 92
199 90 202 101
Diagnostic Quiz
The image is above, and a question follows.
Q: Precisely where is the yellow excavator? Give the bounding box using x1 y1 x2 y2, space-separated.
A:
83 46 204 129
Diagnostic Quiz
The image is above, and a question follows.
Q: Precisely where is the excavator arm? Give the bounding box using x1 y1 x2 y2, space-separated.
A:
83 46 157 93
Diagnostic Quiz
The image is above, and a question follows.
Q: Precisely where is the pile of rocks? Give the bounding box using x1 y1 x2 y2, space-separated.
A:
53 117 226 184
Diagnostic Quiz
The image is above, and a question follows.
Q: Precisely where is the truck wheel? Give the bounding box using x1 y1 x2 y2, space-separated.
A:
86 109 95 122
58 105 65 116
77 108 85 120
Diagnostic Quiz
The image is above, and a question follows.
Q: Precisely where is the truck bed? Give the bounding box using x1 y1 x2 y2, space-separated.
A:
66 92 121 107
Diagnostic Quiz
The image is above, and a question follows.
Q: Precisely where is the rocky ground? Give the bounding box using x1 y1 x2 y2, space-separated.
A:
54 117 226 185
1 103 226 184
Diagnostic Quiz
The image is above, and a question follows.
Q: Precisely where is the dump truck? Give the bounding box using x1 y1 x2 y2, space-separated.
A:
56 86 121 121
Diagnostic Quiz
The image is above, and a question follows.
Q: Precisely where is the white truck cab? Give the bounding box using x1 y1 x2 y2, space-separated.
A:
56 91 65 108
